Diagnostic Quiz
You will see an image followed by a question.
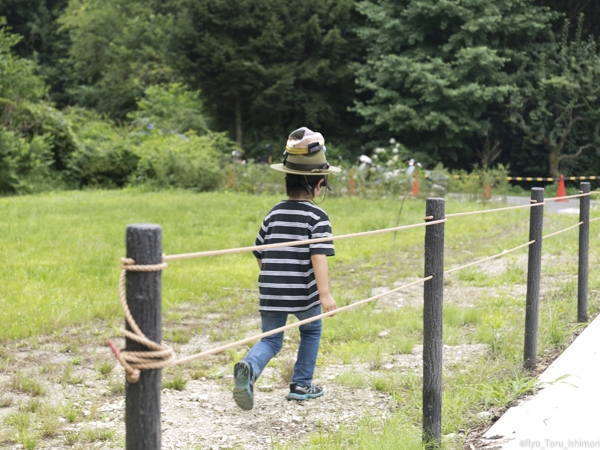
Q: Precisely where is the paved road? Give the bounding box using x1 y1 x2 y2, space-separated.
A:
479 314 600 449
503 195 590 215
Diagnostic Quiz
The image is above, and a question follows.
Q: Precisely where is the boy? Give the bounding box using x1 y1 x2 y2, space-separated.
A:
233 127 341 411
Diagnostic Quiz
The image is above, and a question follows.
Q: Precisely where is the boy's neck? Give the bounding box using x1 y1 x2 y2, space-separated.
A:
288 195 311 201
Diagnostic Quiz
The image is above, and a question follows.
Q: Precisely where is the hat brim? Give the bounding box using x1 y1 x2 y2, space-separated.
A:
270 163 341 175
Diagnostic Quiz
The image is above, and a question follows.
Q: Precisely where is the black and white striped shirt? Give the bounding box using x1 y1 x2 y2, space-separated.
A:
252 200 335 312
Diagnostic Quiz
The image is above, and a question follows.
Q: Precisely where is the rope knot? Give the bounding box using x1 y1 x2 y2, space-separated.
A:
111 258 174 383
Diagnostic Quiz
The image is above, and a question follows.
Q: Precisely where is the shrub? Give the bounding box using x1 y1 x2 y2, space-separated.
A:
0 130 55 194
0 20 77 175
129 130 234 191
65 108 139 188
224 161 286 195
448 165 510 199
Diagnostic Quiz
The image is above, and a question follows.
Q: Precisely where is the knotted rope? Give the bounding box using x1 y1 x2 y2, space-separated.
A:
108 258 175 383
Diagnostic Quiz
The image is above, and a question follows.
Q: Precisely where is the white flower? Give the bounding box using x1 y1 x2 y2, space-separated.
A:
375 147 385 154
389 138 396 145
393 155 399 161
392 147 398 154
386 160 393 166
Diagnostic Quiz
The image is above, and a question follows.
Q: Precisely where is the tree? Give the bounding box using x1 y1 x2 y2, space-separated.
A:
535 0 600 38
353 0 556 169
58 0 175 119
127 83 208 135
0 17 69 192
0 0 72 106
508 16 600 178
167 0 362 152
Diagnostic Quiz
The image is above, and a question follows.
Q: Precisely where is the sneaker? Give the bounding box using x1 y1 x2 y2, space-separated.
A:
286 383 323 401
233 361 254 410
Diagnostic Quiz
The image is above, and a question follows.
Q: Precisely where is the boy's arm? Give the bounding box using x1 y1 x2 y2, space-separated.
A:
256 258 262 269
311 254 336 314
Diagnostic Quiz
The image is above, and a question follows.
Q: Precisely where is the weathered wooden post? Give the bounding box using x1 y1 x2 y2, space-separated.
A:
524 188 544 370
423 198 445 448
125 224 163 450
578 182 590 323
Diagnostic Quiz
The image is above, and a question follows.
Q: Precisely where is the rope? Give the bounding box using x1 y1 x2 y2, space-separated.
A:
110 197 597 381
108 259 176 383
446 203 538 218
444 220 584 276
173 276 433 365
163 218 447 261
110 262 433 379
545 193 590 202
446 191 592 219
444 240 535 275
542 222 583 240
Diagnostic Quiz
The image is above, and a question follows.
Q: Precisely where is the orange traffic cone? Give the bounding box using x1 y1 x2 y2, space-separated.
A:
483 183 491 200
226 166 235 188
557 174 567 202
412 171 420 196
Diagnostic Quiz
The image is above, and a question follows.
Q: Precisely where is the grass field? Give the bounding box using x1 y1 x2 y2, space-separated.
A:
0 189 599 449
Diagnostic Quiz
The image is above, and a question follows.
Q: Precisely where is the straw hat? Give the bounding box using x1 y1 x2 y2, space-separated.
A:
270 127 341 175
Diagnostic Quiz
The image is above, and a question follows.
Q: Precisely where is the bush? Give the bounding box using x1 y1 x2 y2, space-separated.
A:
130 130 234 191
13 102 78 172
65 108 139 188
0 130 54 194
448 165 510 199
224 161 286 195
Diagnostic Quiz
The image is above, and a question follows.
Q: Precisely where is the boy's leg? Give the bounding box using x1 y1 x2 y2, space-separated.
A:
289 305 322 392
233 310 287 410
245 310 288 378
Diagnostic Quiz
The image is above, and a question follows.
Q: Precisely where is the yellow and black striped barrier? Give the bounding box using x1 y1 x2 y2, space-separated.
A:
507 176 554 182
507 176 600 182
450 175 600 181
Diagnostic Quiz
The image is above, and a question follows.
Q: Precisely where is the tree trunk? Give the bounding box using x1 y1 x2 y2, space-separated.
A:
235 95 243 148
548 144 561 179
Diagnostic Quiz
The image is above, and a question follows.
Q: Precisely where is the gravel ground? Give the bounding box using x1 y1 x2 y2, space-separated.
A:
0 334 488 450
0 270 572 449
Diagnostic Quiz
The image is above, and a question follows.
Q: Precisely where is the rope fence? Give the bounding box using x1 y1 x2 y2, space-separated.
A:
444 240 535 275
163 218 447 261
111 184 597 450
111 191 595 373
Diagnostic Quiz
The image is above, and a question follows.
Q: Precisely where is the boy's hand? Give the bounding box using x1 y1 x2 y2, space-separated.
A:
320 293 337 316
311 254 336 316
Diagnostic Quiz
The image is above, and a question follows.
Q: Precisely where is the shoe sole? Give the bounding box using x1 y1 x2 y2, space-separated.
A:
233 362 254 410
286 391 323 401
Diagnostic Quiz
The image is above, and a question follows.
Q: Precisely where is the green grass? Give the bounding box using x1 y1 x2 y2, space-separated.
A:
162 372 188 390
9 371 45 396
1 189 599 450
95 360 115 377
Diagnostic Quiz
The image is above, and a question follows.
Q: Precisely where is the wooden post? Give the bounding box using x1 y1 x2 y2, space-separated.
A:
524 188 544 371
578 182 590 323
423 198 445 448
125 224 163 450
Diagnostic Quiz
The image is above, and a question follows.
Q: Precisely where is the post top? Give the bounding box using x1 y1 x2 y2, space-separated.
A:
126 224 162 231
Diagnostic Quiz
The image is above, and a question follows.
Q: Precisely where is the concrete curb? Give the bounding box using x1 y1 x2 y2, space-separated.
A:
481 315 600 449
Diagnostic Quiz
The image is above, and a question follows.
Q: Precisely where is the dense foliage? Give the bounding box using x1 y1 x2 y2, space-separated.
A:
1 0 600 194
353 0 556 169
